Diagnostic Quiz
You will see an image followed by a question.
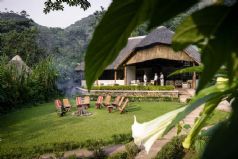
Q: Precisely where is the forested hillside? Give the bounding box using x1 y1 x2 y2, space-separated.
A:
0 10 104 79
0 8 192 80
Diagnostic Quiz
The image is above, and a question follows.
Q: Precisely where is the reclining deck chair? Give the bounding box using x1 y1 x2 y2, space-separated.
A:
63 98 72 111
54 99 66 116
103 95 111 107
76 97 82 107
95 96 103 109
112 96 121 107
82 96 90 108
54 99 62 110
108 96 125 113
118 98 129 114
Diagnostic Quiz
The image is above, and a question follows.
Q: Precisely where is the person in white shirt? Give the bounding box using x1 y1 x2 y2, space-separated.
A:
154 73 158 85
143 73 147 86
160 72 164 86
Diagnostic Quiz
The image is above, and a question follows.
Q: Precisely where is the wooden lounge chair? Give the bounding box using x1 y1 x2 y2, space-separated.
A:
118 96 125 108
76 97 82 107
95 96 103 109
54 99 62 109
103 95 111 107
112 96 121 107
63 98 72 111
82 96 90 108
118 98 129 114
54 99 66 116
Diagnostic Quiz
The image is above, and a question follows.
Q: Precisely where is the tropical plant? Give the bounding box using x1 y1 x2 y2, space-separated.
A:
44 0 238 158
0 56 59 113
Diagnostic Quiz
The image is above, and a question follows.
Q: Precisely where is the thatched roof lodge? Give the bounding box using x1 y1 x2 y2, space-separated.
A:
8 55 31 74
76 26 200 88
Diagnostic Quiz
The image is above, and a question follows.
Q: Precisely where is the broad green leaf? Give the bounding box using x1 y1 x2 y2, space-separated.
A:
172 5 230 51
172 5 238 92
148 0 198 29
183 98 222 149
169 65 203 77
202 98 238 159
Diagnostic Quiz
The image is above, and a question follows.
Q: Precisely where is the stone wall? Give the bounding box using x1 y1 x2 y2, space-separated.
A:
77 87 179 98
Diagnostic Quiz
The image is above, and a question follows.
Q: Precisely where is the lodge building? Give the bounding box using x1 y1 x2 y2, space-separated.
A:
75 26 200 89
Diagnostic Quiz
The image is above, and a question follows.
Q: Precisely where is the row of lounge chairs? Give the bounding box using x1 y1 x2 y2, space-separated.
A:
54 95 129 115
95 95 129 113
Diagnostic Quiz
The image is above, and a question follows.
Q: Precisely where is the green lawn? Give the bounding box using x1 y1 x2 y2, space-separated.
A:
0 101 183 157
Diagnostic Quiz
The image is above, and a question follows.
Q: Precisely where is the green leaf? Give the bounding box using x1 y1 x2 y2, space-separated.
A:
182 98 222 149
168 65 203 77
202 98 238 159
172 5 231 92
148 0 198 29
172 5 230 51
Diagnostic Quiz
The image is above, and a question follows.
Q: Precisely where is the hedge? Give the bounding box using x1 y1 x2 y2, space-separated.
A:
90 85 175 91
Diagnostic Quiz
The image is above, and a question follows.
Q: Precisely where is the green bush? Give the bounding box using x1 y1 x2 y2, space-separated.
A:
0 56 60 113
125 142 140 159
111 134 133 144
156 135 185 159
107 152 128 159
91 85 175 91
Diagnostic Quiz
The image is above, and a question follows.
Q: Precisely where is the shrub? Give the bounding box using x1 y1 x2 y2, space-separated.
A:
84 139 106 159
125 142 140 159
156 135 186 159
0 56 60 114
111 134 132 144
107 151 127 159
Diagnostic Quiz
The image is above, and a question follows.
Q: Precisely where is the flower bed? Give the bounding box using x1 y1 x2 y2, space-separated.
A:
90 85 175 91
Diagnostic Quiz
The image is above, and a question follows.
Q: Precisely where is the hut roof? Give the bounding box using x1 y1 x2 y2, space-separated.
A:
107 36 145 69
134 26 201 64
75 36 145 71
8 55 31 72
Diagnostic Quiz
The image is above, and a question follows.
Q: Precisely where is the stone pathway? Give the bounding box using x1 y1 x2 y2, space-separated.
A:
135 106 203 159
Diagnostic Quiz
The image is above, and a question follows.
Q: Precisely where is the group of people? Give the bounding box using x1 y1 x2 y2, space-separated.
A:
143 72 164 86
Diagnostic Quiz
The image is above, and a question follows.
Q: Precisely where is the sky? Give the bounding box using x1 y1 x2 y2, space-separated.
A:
0 0 111 28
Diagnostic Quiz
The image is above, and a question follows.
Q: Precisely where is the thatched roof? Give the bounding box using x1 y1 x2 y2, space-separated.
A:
133 26 201 64
75 36 145 71
8 55 31 72
75 26 201 71
107 36 145 69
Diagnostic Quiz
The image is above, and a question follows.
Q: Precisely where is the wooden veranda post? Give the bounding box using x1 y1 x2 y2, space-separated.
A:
124 65 127 85
114 69 117 84
192 62 196 89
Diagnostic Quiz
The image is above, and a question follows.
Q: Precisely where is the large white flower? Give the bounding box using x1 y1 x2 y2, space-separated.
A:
132 106 185 153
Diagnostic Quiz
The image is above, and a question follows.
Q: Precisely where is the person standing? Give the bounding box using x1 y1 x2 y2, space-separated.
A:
154 73 158 85
143 73 147 86
160 72 164 86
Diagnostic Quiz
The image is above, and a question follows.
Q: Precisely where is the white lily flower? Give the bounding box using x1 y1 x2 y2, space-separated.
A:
132 106 186 153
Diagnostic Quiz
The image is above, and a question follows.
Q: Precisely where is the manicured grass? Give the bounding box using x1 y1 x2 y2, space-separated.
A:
0 101 183 157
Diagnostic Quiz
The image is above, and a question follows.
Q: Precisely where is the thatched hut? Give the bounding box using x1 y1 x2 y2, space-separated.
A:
121 26 200 88
75 36 145 86
8 55 31 74
76 26 200 88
